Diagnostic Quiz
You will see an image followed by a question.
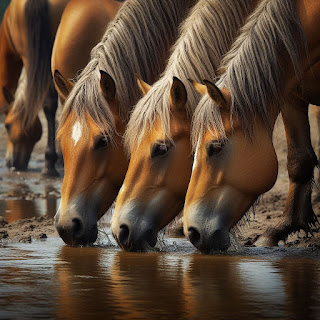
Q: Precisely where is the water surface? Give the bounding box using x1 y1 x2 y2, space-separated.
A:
1 238 320 319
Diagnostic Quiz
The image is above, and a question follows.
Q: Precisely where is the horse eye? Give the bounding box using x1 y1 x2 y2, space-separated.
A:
151 142 170 158
94 135 109 150
206 141 224 157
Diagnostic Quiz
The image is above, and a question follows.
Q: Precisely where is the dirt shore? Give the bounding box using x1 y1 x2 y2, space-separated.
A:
0 109 320 249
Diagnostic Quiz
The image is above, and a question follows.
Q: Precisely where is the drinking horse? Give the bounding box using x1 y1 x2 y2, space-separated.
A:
111 0 259 251
53 0 197 246
184 0 320 253
0 0 69 174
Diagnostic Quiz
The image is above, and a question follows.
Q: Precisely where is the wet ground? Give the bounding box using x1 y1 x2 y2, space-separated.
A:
1 238 320 319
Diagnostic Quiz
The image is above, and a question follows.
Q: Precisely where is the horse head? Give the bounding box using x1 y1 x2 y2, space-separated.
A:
112 77 193 251
2 86 42 171
54 70 128 246
184 80 278 253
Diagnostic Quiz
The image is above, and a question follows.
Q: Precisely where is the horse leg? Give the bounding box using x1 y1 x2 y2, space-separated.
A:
256 99 318 246
42 82 59 177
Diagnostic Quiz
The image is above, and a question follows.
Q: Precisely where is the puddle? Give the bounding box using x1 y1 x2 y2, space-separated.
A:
0 170 61 222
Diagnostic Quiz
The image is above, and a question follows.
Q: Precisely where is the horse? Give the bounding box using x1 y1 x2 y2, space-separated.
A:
111 0 259 252
53 0 197 246
184 0 320 253
0 0 69 175
51 0 124 103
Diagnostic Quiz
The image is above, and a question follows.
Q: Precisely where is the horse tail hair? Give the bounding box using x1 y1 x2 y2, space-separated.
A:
23 0 52 128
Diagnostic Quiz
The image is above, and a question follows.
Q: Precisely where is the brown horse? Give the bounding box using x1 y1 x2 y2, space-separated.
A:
0 0 69 174
53 0 197 246
184 0 320 253
51 0 124 103
112 0 259 251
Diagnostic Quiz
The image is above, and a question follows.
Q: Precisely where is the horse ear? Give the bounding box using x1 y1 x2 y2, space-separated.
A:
170 77 187 112
54 70 74 100
2 87 14 105
136 74 151 95
203 80 227 109
100 70 116 103
188 79 206 96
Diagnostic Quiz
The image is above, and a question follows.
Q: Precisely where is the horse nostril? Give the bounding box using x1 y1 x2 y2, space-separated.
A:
72 218 83 238
118 224 130 245
188 227 201 246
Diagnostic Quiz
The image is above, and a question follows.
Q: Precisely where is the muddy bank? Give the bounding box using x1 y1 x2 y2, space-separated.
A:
0 215 57 243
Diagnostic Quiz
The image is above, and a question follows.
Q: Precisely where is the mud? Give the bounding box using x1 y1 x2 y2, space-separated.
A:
0 110 320 250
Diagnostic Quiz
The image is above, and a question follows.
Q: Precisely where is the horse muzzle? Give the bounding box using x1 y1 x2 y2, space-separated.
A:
187 225 230 253
6 149 30 171
113 223 157 252
54 209 98 246
184 204 232 253
111 203 158 251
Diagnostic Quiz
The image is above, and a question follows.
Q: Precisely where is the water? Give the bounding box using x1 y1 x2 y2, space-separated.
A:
1 238 320 319
0 171 61 222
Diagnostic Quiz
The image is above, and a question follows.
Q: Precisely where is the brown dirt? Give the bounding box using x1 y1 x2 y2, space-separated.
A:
0 108 320 249
0 215 56 242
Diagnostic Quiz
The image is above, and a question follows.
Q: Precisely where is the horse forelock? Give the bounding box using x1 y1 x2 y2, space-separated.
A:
191 96 227 152
58 66 116 140
58 0 197 141
124 0 254 155
192 0 307 147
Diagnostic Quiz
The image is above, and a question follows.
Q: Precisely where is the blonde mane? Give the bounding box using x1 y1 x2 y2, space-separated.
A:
58 0 196 136
192 0 306 150
125 0 255 154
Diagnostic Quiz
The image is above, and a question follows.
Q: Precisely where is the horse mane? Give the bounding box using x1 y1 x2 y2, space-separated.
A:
124 0 254 154
192 0 306 150
58 0 196 137
13 0 53 129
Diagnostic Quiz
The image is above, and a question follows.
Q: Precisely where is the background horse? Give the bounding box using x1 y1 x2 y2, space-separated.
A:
185 0 320 253
0 0 69 174
112 0 258 252
53 0 197 246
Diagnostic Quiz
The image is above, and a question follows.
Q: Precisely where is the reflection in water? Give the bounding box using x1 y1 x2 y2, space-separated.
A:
0 183 59 222
54 246 115 319
109 252 187 319
279 258 320 320
1 239 320 319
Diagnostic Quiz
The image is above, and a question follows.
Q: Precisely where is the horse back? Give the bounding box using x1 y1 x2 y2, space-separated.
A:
52 0 123 82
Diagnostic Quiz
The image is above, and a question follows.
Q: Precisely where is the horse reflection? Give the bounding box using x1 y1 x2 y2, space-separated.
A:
53 247 320 319
183 254 320 319
54 246 115 319
110 252 186 319
278 258 320 320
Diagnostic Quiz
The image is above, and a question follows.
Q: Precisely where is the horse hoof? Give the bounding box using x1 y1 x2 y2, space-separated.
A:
41 167 60 177
254 235 278 247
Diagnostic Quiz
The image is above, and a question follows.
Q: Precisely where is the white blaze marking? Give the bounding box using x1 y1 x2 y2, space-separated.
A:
192 147 198 172
72 121 82 146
